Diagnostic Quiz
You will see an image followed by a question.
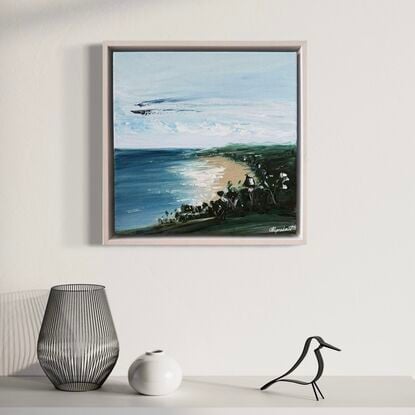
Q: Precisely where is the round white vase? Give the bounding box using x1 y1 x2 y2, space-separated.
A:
128 350 182 396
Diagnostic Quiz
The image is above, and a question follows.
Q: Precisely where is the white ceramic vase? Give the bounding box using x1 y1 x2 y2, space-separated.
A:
128 350 182 396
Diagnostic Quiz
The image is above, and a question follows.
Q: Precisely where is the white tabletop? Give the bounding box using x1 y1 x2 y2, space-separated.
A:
0 376 415 414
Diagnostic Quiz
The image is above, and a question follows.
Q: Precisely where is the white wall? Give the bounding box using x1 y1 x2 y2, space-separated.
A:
1 0 414 377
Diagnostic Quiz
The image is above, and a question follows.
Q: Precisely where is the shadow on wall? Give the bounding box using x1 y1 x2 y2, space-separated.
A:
0 0 157 36
88 44 103 245
0 290 48 376
61 44 102 246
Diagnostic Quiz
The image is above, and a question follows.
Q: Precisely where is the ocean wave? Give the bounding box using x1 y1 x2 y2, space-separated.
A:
115 97 297 148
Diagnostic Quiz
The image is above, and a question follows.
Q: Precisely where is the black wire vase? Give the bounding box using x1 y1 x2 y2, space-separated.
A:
37 284 119 392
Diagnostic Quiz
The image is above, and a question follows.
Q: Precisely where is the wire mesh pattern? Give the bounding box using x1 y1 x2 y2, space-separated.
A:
37 284 119 392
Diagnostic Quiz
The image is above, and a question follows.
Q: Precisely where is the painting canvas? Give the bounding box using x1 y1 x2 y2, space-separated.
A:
104 43 305 244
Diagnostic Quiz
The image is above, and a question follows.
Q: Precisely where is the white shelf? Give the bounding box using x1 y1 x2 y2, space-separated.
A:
0 376 415 414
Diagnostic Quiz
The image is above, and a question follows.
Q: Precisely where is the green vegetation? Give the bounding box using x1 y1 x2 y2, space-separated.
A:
119 144 297 236
121 212 295 236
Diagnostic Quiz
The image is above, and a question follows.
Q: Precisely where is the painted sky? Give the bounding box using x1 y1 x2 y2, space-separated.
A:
113 51 297 149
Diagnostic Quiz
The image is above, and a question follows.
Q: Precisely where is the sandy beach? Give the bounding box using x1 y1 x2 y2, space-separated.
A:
199 156 255 202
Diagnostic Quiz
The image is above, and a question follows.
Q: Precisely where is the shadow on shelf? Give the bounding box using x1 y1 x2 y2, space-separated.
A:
184 378 315 402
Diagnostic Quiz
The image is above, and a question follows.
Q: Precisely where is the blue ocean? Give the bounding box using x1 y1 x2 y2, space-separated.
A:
114 149 222 232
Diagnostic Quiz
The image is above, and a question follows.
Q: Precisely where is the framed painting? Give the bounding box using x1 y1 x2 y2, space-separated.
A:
103 41 306 245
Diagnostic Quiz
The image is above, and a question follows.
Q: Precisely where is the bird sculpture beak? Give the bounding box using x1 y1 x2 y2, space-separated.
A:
322 341 341 351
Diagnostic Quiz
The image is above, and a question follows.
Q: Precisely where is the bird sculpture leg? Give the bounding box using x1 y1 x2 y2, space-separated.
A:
314 382 324 399
311 383 319 401
260 378 279 391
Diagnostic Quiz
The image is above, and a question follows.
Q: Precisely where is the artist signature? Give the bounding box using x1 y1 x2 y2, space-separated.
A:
269 225 296 234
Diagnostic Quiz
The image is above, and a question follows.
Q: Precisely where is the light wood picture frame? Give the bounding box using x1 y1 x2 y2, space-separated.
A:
103 41 306 245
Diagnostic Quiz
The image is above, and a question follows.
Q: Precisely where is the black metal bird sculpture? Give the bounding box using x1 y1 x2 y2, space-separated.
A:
260 336 341 401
